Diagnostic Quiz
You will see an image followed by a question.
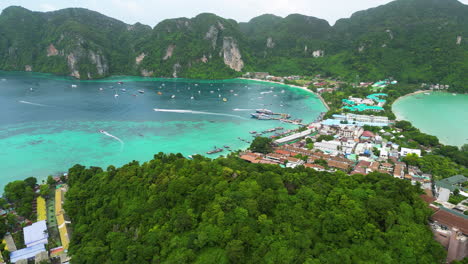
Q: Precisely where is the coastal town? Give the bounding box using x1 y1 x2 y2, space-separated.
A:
0 72 466 263
239 72 468 262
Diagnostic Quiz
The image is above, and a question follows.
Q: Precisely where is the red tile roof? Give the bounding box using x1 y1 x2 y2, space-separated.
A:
304 163 325 170
361 131 375 138
275 150 292 156
357 160 371 168
327 160 350 170
240 155 261 163
420 194 436 204
432 209 468 235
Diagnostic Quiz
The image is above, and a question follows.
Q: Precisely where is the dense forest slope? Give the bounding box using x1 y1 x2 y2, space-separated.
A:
0 0 467 90
64 154 446 263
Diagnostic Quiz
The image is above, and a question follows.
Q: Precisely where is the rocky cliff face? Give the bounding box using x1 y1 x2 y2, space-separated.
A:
222 37 244 72
205 25 219 50
47 44 59 56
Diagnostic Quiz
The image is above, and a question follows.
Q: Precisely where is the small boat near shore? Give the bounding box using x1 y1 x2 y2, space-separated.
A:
207 147 223 154
138 90 144 94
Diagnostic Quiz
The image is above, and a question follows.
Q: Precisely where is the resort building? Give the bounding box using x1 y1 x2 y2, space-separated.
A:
324 114 391 127
431 208 468 262
314 140 341 155
400 147 422 157
435 175 468 202
274 129 312 144
10 244 47 264
56 185 71 250
24 220 48 248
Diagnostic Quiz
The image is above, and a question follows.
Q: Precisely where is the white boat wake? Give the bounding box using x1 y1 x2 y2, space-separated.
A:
18 101 50 107
233 108 254 111
100 130 124 151
154 108 247 120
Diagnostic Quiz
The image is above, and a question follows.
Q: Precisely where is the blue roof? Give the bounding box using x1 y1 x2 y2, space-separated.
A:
10 244 46 263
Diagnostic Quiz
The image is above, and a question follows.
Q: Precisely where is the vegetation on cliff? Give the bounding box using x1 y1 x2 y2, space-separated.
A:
1 0 468 92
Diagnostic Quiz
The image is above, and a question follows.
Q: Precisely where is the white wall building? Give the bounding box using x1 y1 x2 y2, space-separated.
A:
400 148 422 157
315 140 341 154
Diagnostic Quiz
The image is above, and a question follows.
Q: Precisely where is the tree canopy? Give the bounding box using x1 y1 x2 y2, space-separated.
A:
64 153 446 263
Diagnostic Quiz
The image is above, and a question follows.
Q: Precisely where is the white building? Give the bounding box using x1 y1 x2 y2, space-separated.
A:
314 140 341 154
274 129 312 144
380 148 389 159
24 220 48 248
400 147 422 157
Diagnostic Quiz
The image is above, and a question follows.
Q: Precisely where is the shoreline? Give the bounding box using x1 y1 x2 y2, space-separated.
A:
238 78 331 111
391 90 428 121
392 90 428 106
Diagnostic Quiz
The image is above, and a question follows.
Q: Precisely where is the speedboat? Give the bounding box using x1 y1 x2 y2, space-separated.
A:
99 129 105 134
190 96 194 100
117 81 124 85
121 89 126 92
223 98 228 102
114 94 119 97
171 95 176 99
71 84 77 88
138 90 144 94
157 91 162 95
99 88 104 91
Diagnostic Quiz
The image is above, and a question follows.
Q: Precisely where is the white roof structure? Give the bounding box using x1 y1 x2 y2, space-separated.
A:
10 243 46 263
274 129 312 144
24 220 48 248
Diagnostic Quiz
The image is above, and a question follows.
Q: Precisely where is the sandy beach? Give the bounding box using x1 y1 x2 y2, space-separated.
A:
392 90 428 106
238 77 330 111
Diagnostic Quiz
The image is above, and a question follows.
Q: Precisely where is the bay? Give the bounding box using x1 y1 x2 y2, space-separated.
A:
392 92 468 147
0 71 326 189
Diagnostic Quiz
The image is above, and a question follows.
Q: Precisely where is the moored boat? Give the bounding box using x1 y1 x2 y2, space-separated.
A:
206 148 223 154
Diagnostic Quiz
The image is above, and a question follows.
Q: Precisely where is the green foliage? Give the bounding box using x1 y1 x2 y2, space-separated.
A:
64 154 446 263
249 137 273 154
39 185 50 197
3 180 35 219
448 193 466 205
1 0 468 87
47 175 55 186
316 135 334 142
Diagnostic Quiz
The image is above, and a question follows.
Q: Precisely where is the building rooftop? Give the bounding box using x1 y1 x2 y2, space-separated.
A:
435 175 468 192
432 208 468 235
23 220 48 248
10 244 46 263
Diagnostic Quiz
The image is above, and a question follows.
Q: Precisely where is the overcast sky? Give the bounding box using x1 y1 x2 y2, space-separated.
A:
1 0 468 27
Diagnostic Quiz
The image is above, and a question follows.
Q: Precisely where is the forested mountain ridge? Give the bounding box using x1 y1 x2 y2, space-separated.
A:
1 0 468 90
64 153 446 263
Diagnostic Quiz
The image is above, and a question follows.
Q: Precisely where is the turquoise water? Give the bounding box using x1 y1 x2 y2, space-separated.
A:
0 71 326 189
392 92 468 147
